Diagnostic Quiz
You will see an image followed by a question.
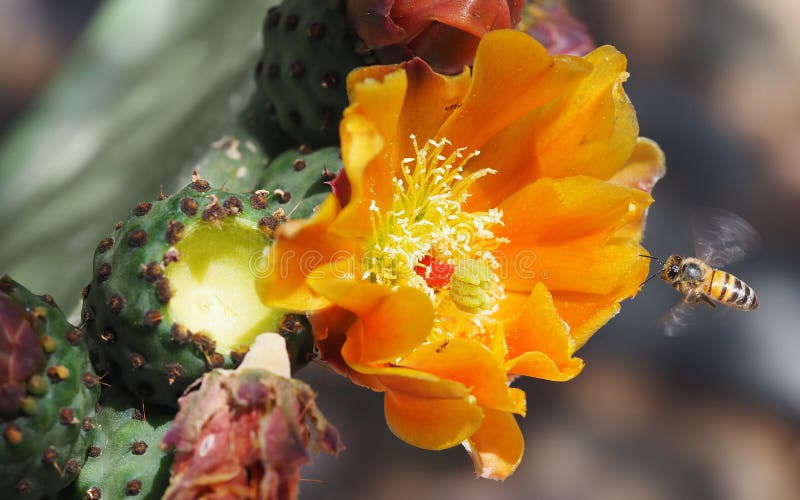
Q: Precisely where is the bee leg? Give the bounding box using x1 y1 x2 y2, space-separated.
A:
698 293 717 308
683 294 700 305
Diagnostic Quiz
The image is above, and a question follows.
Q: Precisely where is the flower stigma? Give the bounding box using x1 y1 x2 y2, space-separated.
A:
363 135 508 343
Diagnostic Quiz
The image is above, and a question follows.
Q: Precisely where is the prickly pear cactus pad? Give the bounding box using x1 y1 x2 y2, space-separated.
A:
255 0 374 148
82 175 290 407
72 391 173 500
0 276 100 498
257 146 342 220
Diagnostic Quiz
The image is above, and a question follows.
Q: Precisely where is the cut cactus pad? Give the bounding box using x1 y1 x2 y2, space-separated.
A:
164 221 283 354
82 176 294 407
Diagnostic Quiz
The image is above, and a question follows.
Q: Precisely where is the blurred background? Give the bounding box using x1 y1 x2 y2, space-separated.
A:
1 0 799 499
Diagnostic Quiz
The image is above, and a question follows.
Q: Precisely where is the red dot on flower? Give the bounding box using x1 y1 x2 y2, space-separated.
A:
414 255 455 289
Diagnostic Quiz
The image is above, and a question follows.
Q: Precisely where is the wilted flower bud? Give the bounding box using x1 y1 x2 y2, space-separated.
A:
521 0 595 56
347 0 524 74
161 369 343 499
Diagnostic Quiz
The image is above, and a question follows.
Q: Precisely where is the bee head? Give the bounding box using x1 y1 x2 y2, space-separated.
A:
660 255 683 282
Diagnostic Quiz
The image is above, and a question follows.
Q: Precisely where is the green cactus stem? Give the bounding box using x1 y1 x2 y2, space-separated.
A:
0 276 100 498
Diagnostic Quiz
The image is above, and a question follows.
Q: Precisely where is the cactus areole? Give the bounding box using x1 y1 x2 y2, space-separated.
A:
83 175 298 408
72 391 174 499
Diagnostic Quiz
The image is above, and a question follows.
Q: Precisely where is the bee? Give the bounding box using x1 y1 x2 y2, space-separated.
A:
642 210 760 335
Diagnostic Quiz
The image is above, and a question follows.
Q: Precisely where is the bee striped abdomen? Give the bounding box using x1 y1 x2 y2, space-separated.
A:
708 269 758 310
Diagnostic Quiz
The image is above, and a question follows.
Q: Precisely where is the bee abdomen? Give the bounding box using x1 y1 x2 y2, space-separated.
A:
710 271 758 310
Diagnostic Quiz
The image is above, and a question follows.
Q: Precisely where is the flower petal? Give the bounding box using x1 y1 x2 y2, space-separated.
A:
330 286 433 364
496 175 653 244
399 338 525 413
464 409 524 480
495 170 650 306
533 45 639 180
438 30 592 152
342 60 472 208
610 137 666 194
503 284 584 381
609 137 667 241
311 305 356 377
376 368 472 400
389 0 521 40
384 390 483 450
257 196 360 312
307 259 393 312
334 68 407 238
395 59 472 158
504 239 648 297
551 291 621 351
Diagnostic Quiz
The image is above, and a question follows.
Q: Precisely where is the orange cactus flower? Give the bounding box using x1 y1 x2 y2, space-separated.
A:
258 30 664 479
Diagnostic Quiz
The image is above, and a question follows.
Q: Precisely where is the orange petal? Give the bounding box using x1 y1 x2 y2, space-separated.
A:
506 351 584 382
384 390 483 450
337 60 472 237
502 238 648 296
307 259 393 313
496 175 653 244
257 196 359 311
610 137 667 241
465 409 524 480
375 368 472 400
395 58 472 160
503 284 584 381
610 137 666 194
551 291 622 351
334 68 407 238
332 287 433 364
439 30 592 152
533 45 638 180
310 305 355 377
399 339 524 414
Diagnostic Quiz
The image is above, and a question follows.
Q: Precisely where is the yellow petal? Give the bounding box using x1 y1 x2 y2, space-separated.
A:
505 351 584 382
465 409 524 480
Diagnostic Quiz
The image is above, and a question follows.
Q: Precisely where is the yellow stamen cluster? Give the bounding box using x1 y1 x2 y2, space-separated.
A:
364 136 507 340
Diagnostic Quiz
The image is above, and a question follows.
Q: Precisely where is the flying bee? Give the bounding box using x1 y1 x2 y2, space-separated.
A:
641 210 760 335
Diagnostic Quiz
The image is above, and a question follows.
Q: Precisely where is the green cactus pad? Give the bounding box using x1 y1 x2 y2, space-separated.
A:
257 146 342 220
194 92 296 194
255 0 374 148
82 175 293 407
0 276 100 498
71 391 173 500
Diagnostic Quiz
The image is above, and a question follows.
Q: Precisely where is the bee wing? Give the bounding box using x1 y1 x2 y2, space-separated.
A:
660 301 697 337
693 209 760 268
660 295 735 336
